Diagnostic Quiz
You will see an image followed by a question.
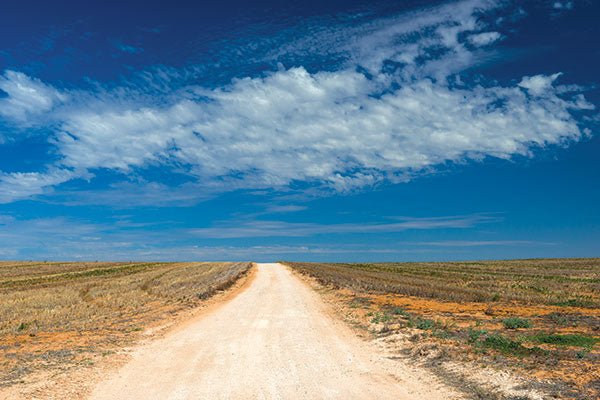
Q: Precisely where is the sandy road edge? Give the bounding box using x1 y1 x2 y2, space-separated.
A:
277 263 467 399
0 263 258 400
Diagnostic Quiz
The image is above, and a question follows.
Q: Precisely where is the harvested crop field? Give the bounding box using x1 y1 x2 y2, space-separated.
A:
285 259 600 399
0 261 252 387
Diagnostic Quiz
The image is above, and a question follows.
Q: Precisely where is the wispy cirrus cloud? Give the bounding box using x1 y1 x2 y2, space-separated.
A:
0 168 82 203
407 240 556 247
468 31 502 46
115 41 143 54
0 0 595 205
0 214 178 260
0 213 494 260
189 214 500 238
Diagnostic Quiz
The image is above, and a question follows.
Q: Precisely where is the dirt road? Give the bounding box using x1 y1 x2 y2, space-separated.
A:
90 263 458 399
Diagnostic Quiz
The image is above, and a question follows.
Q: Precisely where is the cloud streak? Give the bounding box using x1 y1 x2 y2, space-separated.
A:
189 214 499 238
407 240 556 247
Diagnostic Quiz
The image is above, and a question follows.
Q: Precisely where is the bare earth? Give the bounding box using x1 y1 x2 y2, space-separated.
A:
89 263 460 400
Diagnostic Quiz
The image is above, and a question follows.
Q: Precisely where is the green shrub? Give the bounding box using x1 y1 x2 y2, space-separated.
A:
389 306 409 316
468 328 488 343
370 312 392 324
433 329 452 339
415 318 435 330
576 350 588 359
502 317 532 329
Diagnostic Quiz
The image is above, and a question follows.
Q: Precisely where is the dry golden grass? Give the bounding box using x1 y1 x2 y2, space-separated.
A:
285 259 600 399
0 261 252 386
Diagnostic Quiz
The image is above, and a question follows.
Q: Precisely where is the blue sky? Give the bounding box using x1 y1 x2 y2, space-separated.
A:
0 0 598 261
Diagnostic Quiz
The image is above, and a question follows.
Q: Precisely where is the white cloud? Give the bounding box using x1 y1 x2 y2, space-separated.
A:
0 169 79 204
468 31 502 46
553 1 574 10
32 66 589 202
0 70 66 124
0 0 595 205
518 73 563 96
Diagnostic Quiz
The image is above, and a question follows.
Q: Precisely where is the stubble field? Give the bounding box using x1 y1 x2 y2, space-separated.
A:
285 258 600 399
0 261 252 387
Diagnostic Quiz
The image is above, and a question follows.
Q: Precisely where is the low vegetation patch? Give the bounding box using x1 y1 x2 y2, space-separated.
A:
468 328 488 343
370 312 393 324
553 298 595 308
523 333 597 348
481 333 544 357
502 317 533 329
414 318 436 330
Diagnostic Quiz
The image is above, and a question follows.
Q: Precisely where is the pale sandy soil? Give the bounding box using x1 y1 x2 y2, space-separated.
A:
86 263 461 399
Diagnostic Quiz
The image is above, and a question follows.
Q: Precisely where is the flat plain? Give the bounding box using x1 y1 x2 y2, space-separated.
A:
285 258 600 399
1 258 598 399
